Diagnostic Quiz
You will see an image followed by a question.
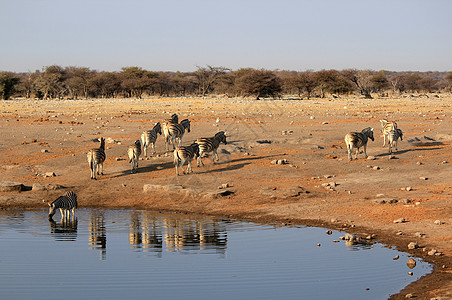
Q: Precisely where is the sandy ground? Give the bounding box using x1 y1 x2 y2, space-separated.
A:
1 95 451 299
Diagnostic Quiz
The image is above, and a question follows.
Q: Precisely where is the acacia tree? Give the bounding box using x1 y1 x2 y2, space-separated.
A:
64 67 95 99
0 72 20 100
194 65 229 97
235 68 282 99
285 70 316 99
34 65 66 99
89 72 121 98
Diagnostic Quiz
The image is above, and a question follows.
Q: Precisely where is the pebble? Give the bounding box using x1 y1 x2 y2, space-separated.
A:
41 149 49 153
434 220 443 225
428 249 437 256
414 232 426 238
407 258 416 268
416 161 423 165
367 156 376 160
393 255 400 260
388 155 396 159
405 293 414 298
419 177 428 180
408 242 419 250
45 172 56 177
396 231 404 235
408 272 414 276
372 166 381 170
325 230 333 235
393 218 406 224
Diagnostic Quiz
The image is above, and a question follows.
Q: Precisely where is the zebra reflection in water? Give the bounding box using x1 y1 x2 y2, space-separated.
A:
89 211 107 260
49 217 78 242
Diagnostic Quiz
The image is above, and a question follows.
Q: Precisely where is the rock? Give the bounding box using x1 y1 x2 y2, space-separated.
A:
219 183 232 189
45 184 65 190
322 122 328 125
106 137 117 144
406 186 413 191
393 255 400 260
344 233 355 241
416 161 423 165
399 199 411 204
326 230 333 235
405 293 414 298
372 166 380 170
408 242 419 250
407 258 417 268
0 181 26 192
388 155 396 159
428 249 437 256
256 139 272 144
367 156 376 160
116 157 126 161
414 232 425 238
434 220 443 225
419 177 428 180
41 149 49 153
45 172 56 177
396 231 404 235
393 218 406 224
408 272 413 276
32 183 46 191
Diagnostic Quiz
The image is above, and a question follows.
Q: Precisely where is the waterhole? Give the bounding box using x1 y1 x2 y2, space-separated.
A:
0 209 431 299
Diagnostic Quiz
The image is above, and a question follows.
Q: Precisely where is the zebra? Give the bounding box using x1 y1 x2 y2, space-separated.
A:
87 137 106 180
173 142 200 176
380 119 398 147
162 114 179 150
195 131 227 166
388 128 403 154
48 191 78 220
141 122 162 157
166 119 191 150
345 127 375 160
128 140 142 173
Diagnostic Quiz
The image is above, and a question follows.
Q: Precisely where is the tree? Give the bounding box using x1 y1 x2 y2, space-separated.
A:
119 67 157 98
64 67 95 99
194 65 229 97
235 68 282 99
89 72 121 98
446 72 452 91
34 65 66 99
314 70 348 98
0 72 20 100
286 70 316 99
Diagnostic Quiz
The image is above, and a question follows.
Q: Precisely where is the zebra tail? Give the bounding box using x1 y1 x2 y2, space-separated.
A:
88 151 94 172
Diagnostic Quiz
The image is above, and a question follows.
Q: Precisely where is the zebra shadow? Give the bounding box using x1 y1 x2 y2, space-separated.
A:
194 154 280 175
374 147 443 157
195 162 251 175
111 161 175 178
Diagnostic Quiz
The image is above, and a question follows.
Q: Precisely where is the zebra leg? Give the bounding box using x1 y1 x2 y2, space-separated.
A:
363 145 368 158
354 147 359 160
187 160 192 174
152 142 156 155
346 144 352 160
143 144 148 157
100 162 104 175
382 135 386 147
213 149 219 164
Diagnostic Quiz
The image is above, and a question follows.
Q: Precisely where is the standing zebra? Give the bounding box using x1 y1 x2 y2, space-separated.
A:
166 119 191 150
195 131 227 166
48 191 78 220
128 140 142 173
380 119 398 147
174 142 200 176
87 137 106 180
345 127 375 160
388 128 403 154
162 114 179 151
141 122 162 157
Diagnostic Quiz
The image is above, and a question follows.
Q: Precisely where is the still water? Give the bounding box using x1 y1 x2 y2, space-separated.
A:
0 209 431 300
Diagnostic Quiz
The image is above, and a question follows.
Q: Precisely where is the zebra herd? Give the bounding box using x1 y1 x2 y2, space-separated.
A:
345 119 403 160
49 115 403 219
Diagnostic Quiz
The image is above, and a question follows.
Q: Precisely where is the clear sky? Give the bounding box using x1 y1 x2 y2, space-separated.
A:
1 0 451 73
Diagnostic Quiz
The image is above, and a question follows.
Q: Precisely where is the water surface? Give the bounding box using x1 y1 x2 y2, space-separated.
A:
0 209 431 299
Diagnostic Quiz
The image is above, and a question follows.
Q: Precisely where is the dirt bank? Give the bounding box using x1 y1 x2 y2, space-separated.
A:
1 95 451 299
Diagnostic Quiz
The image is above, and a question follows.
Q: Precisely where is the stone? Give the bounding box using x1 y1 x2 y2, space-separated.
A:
419 177 428 180
0 181 26 192
45 172 56 177
408 242 419 250
372 166 380 170
434 220 443 225
393 218 406 224
428 249 437 256
41 149 49 153
414 232 425 238
367 156 376 160
326 230 333 235
393 255 400 260
45 184 65 190
32 183 46 191
407 258 416 268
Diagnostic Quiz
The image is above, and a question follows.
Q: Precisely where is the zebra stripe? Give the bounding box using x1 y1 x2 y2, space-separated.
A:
388 128 403 154
167 119 191 150
87 137 106 180
162 114 179 151
380 119 398 147
173 142 200 176
128 140 142 173
195 131 227 166
345 127 374 160
141 122 162 157
49 191 78 219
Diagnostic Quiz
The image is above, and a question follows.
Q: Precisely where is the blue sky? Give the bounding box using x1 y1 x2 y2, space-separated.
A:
1 0 451 72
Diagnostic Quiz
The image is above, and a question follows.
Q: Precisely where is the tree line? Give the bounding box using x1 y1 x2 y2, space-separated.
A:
1 65 451 100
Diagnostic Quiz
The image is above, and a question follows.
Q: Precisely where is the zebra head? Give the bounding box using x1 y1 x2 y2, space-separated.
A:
181 119 191 133
363 127 374 141
397 129 403 140
99 137 106 149
48 202 56 219
190 142 200 158
170 113 179 124
154 122 162 135
216 131 227 145
134 139 141 147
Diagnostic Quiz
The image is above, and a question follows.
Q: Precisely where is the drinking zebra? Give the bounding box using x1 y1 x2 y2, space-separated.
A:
48 190 78 220
162 114 179 150
87 137 106 180
380 119 398 147
195 131 227 166
345 127 375 160
128 140 142 173
173 142 200 176
141 122 162 157
166 119 191 150
388 128 403 154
